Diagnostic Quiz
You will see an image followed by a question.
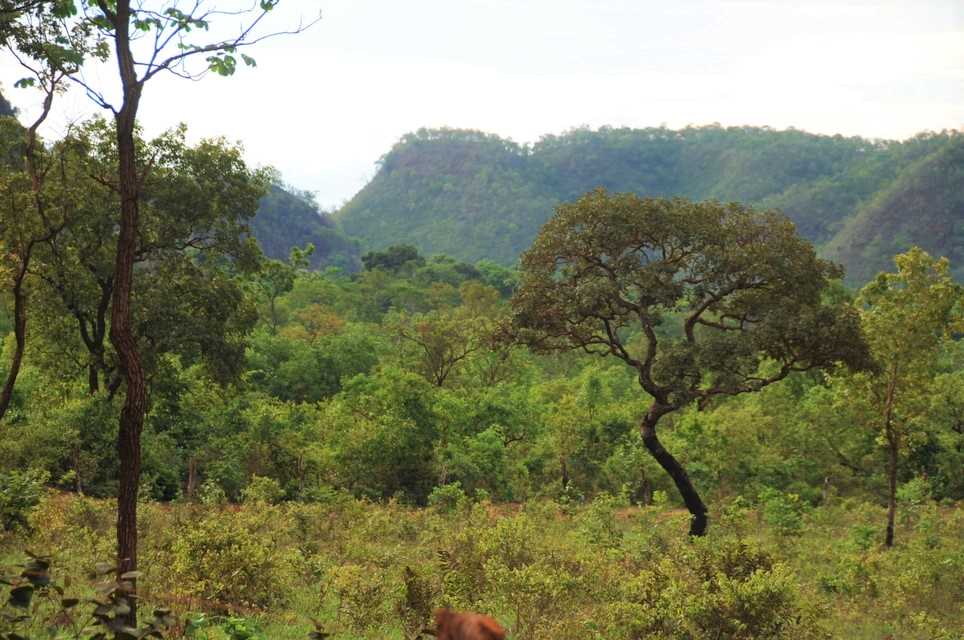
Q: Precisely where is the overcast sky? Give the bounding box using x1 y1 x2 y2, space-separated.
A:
2 0 962 208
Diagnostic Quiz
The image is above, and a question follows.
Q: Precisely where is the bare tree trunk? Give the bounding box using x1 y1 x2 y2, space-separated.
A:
73 446 84 495
639 477 653 506
883 364 898 548
107 1 146 627
87 364 100 395
560 457 569 491
640 411 708 536
885 432 898 547
186 456 198 500
111 115 145 627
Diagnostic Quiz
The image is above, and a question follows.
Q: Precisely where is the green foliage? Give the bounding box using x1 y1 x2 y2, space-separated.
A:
361 244 425 273
330 367 440 503
757 487 807 536
0 553 175 640
242 475 284 505
0 492 960 639
511 189 871 534
0 100 960 638
427 482 469 513
168 507 295 611
328 563 397 633
0 469 47 531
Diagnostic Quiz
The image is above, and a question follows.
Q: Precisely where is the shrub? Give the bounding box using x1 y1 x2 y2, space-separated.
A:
396 565 437 640
0 553 175 640
0 469 48 531
679 538 829 639
683 563 827 639
242 475 284 504
758 487 807 536
897 476 932 506
197 478 227 506
328 562 397 633
169 508 294 611
428 481 469 513
576 492 623 549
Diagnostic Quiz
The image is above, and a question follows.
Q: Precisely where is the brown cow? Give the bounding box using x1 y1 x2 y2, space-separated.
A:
433 608 506 640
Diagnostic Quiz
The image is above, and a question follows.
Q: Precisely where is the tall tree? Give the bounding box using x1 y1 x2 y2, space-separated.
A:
842 248 962 546
2 0 316 627
510 189 871 536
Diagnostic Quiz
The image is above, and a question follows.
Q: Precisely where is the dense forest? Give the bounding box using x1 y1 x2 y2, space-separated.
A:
0 2 961 640
336 126 964 284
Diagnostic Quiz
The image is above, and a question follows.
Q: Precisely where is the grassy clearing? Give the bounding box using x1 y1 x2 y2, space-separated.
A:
1 492 960 639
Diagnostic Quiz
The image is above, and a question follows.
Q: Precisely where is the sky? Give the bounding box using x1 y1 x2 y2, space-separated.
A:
2 0 963 208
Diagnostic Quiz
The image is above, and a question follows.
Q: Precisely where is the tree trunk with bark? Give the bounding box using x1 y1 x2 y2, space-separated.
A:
885 430 898 547
0 269 28 420
640 411 708 536
883 364 898 548
186 456 198 500
107 1 147 626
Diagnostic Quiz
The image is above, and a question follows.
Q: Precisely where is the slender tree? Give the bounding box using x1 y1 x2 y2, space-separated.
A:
510 189 871 536
0 43 77 419
843 248 962 546
2 1 316 627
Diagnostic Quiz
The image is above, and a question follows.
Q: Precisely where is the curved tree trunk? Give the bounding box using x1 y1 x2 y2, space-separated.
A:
109 3 147 626
640 412 708 536
0 271 28 420
0 83 57 421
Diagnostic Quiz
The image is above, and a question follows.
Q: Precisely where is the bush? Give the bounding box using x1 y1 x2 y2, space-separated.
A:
428 481 469 513
677 538 828 639
197 478 227 506
328 562 398 633
168 508 295 611
683 563 827 639
0 469 48 531
242 475 284 504
576 492 623 549
0 553 175 640
758 487 807 536
897 476 932 506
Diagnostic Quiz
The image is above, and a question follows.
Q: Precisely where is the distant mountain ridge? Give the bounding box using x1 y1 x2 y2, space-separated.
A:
251 185 360 271
334 125 963 284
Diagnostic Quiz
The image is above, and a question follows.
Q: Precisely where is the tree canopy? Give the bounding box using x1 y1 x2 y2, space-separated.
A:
511 189 872 534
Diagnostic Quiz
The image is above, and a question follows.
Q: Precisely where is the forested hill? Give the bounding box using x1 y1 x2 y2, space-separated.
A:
251 184 360 271
336 126 964 283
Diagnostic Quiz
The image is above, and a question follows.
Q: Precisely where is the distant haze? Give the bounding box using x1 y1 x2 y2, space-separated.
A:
2 0 962 208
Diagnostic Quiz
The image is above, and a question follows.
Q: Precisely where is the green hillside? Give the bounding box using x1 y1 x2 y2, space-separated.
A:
336 125 963 282
338 129 555 264
251 184 360 271
824 135 964 284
